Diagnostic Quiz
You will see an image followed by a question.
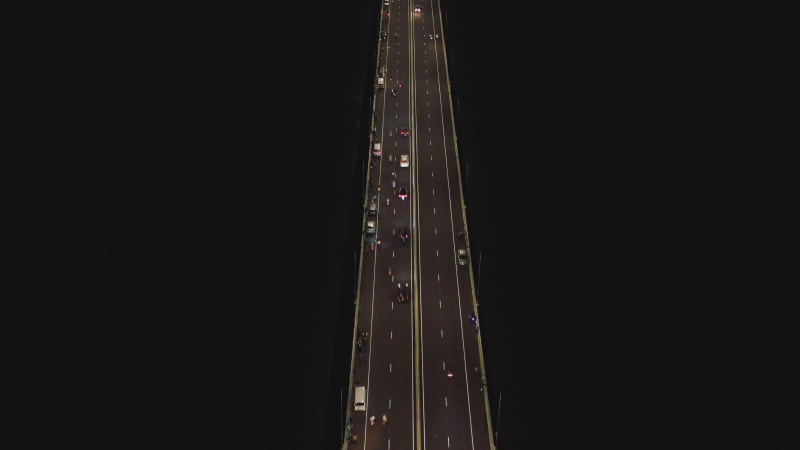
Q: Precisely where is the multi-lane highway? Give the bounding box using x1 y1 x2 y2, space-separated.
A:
343 1 495 449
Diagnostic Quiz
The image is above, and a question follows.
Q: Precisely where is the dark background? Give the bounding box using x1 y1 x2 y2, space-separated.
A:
7 2 798 449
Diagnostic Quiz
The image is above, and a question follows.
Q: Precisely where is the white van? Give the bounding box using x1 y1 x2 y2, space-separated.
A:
377 77 385 89
354 386 366 412
372 142 382 157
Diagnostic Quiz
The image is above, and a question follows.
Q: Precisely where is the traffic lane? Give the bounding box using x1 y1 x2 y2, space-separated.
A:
377 155 415 318
370 181 413 312
416 135 489 439
380 218 413 302
411 22 453 141
351 248 379 442
397 187 487 449
353 3 412 447
362 305 416 450
414 7 437 44
352 178 410 419
383 220 413 282
391 1 411 42
421 361 478 450
414 83 452 150
427 129 494 449
369 177 413 316
437 138 480 394
406 4 488 448
437 261 492 449
416 233 485 447
384 55 410 142
418 266 478 450
387 306 416 450
386 25 410 100
357 258 415 448
383 107 411 142
385 38 408 95
381 75 410 140
412 104 453 187
414 188 466 360
374 3 488 446
360 174 416 448
412 111 486 448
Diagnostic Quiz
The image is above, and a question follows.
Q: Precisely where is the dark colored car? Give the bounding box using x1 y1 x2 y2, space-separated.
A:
398 225 410 245
381 31 388 40
390 88 398 97
398 187 408 200
396 282 410 303
399 125 410 137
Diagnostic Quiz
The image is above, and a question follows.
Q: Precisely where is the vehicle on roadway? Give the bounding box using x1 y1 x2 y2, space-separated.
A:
457 248 468 266
400 154 409 167
354 385 366 411
368 196 378 217
398 225 410 245
414 5 421 13
390 88 398 97
348 1 496 446
396 282 410 303
366 220 377 242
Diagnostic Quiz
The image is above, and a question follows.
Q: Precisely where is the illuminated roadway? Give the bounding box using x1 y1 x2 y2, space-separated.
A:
343 1 495 449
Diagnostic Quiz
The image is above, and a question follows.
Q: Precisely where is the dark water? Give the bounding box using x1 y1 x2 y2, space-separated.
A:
7 3 797 449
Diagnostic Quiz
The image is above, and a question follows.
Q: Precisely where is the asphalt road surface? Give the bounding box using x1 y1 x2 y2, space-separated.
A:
344 1 495 449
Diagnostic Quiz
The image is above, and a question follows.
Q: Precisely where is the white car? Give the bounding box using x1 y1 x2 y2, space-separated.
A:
400 154 409 168
457 248 468 266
